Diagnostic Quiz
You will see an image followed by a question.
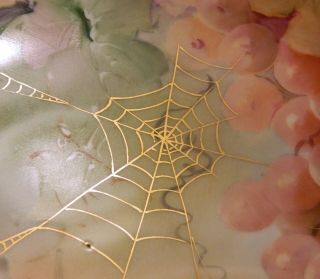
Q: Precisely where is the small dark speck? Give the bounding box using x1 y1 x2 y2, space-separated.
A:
83 241 93 251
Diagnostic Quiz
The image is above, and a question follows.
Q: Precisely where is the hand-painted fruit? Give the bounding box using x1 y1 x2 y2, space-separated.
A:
262 155 320 213
274 41 320 96
305 254 320 279
249 0 297 17
219 180 278 232
223 75 283 131
262 234 320 279
275 205 320 234
252 12 291 41
271 96 320 147
284 4 320 57
165 16 224 70
217 23 277 73
196 0 251 32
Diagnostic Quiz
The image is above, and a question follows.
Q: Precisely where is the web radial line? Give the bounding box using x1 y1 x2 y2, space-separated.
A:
170 139 267 167
90 190 143 213
97 115 154 137
223 153 268 166
200 128 205 150
0 228 35 254
0 73 95 116
165 141 200 279
170 143 217 176
136 236 187 244
131 164 154 179
65 208 135 240
171 117 232 139
94 98 112 114
112 175 149 193
37 226 124 274
163 45 180 138
166 84 217 139
94 114 116 172
215 121 224 154
215 81 238 116
107 99 164 139
0 72 67 104
180 172 219 193
204 95 220 121
0 140 162 256
192 109 205 126
122 141 165 279
145 153 171 164
114 121 130 163
167 53 243 140
170 140 223 156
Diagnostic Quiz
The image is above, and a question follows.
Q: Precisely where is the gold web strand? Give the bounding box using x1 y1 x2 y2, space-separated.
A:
0 45 265 278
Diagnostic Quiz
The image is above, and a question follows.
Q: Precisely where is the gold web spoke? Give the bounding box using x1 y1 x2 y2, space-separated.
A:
165 46 243 140
95 101 162 146
136 236 187 244
170 135 267 167
166 84 218 140
172 119 223 138
0 228 35 254
0 43 266 279
168 141 217 178
0 140 162 257
90 190 144 213
95 84 171 139
0 72 94 115
65 208 135 240
96 114 156 137
164 141 201 278
37 226 125 274
121 141 165 278
179 47 234 71
145 208 185 216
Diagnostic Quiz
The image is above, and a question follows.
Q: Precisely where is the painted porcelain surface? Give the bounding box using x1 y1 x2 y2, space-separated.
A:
0 0 320 278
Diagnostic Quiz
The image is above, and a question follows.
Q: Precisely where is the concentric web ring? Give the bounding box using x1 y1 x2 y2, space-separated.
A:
0 46 264 278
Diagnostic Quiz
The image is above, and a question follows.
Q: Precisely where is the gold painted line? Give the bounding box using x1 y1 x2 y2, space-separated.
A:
174 83 202 97
165 142 200 278
112 83 171 100
66 208 135 240
112 175 149 193
90 190 143 213
150 189 179 194
179 47 232 70
38 227 124 274
145 209 185 216
136 236 187 244
126 99 168 112
176 66 214 84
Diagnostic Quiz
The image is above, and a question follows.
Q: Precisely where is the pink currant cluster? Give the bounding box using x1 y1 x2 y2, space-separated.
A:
154 0 320 278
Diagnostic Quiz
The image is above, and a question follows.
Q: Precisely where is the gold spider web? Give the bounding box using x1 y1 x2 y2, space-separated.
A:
0 46 264 278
